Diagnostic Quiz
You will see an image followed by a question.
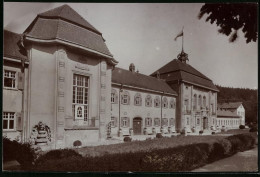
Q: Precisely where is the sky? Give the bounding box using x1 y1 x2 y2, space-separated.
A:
4 2 258 89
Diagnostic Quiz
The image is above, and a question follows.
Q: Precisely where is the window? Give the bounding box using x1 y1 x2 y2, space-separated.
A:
198 95 202 109
169 118 175 126
145 118 152 127
203 96 206 107
154 96 161 108
111 89 118 104
134 93 142 106
145 95 152 107
186 117 189 125
3 112 15 130
4 70 16 88
162 118 168 127
163 97 168 108
121 91 130 105
197 118 200 125
169 98 175 109
193 94 197 110
111 117 117 127
184 99 189 111
154 118 160 126
72 74 89 121
121 117 130 127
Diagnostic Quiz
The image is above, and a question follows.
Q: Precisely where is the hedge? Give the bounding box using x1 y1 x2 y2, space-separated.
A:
32 133 256 172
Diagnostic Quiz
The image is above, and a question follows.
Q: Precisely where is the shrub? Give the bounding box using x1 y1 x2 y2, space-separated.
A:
123 136 132 142
199 130 203 135
3 137 37 170
73 140 82 147
239 125 245 129
35 149 82 167
211 132 215 135
156 133 163 138
249 126 257 132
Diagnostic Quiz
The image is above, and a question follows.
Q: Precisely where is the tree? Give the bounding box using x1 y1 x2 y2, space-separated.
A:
198 3 258 43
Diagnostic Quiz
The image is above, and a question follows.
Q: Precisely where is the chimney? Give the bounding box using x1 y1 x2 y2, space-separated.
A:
129 63 135 73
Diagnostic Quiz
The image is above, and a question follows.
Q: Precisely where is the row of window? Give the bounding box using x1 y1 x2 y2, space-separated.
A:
111 89 176 109
110 117 175 128
184 97 215 112
217 119 240 126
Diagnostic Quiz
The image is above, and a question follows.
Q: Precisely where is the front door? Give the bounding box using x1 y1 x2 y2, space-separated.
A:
133 117 142 135
203 117 208 130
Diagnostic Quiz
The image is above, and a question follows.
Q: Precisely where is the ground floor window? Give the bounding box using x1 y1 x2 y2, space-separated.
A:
121 117 130 127
186 117 190 125
3 112 15 130
111 117 117 127
154 118 160 126
145 118 152 127
169 118 175 126
162 118 168 127
197 118 200 125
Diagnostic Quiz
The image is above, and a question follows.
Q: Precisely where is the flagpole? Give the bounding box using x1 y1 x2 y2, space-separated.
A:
182 26 184 52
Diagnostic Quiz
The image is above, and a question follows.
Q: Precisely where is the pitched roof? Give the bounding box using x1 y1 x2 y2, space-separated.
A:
4 30 27 60
24 4 114 59
217 110 240 118
38 4 101 35
151 59 218 91
112 67 177 96
218 102 243 109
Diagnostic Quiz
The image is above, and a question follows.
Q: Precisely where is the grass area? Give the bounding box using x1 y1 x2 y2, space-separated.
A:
76 135 225 157
216 128 251 135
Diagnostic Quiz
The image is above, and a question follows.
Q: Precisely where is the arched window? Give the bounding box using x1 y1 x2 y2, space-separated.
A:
121 91 130 105
193 94 197 110
111 89 118 104
198 95 202 109
169 98 175 109
154 96 161 108
145 118 152 127
134 93 142 106
145 95 152 107
162 118 168 127
203 96 206 107
163 97 168 108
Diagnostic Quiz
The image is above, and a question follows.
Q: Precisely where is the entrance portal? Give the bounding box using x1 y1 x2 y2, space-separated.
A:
203 117 208 130
133 117 142 135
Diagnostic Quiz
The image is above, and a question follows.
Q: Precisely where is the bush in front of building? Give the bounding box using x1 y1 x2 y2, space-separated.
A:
249 126 257 132
239 125 245 129
31 133 256 172
123 136 132 142
156 133 163 138
3 136 38 170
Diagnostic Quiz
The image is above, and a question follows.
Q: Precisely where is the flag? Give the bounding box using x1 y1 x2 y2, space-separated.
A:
174 30 183 41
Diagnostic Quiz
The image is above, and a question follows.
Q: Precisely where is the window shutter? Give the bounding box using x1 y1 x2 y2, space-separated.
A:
17 72 24 90
127 117 130 127
121 118 124 127
150 118 152 126
16 112 22 131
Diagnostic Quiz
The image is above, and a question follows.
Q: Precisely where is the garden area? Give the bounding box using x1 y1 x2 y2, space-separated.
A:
3 127 258 172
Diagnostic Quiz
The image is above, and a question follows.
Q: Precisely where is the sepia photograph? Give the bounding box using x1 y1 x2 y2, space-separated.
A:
2 2 258 173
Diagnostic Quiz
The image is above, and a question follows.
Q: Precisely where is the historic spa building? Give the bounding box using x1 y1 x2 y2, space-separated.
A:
3 5 242 149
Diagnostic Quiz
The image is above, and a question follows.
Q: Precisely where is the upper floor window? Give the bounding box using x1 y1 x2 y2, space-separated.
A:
111 89 118 104
193 94 197 110
134 93 142 106
145 95 152 107
198 95 202 109
154 96 161 108
3 112 15 130
145 118 152 127
163 97 168 108
4 70 16 88
169 98 175 109
72 74 89 121
154 118 160 126
184 99 189 111
203 96 206 107
121 91 130 105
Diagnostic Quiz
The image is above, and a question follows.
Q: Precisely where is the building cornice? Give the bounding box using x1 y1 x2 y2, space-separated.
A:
25 36 118 66
182 80 219 92
3 56 29 65
112 82 178 97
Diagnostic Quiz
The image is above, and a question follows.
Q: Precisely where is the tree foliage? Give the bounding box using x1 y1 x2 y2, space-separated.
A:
198 3 258 43
216 85 257 124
